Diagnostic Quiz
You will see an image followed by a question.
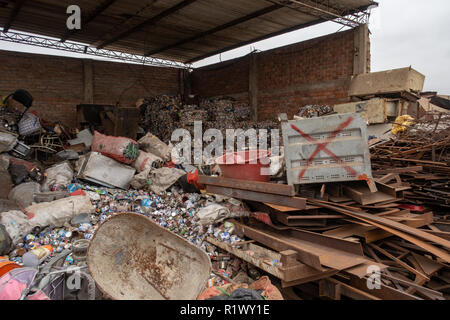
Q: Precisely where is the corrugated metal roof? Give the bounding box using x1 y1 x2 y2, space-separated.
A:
0 0 376 63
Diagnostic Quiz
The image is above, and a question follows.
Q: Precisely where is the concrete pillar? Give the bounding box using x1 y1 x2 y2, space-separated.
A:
181 68 192 98
249 52 259 121
83 59 94 103
353 24 370 75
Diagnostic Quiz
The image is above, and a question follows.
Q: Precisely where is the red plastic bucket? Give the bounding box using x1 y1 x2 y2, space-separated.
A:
215 150 271 182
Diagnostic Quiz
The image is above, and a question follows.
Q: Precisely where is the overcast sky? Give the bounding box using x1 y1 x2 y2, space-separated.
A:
1 0 449 93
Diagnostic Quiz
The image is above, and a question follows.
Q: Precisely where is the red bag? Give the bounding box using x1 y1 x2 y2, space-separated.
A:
91 131 138 164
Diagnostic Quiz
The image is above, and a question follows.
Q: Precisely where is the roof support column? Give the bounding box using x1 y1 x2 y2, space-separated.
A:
83 59 94 103
249 52 259 122
353 24 370 75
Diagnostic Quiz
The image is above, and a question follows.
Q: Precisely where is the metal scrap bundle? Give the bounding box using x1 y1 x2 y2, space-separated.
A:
371 113 450 212
140 95 183 143
139 95 278 146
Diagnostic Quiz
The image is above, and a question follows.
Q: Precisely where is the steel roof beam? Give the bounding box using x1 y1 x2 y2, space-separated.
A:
186 3 375 64
268 0 360 28
96 0 198 49
144 3 283 57
60 0 119 42
3 0 27 33
0 30 190 69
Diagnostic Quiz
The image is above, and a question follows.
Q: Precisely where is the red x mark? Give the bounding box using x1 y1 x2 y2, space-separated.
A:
290 117 360 180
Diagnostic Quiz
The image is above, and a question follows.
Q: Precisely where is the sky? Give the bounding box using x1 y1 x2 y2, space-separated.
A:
1 0 450 93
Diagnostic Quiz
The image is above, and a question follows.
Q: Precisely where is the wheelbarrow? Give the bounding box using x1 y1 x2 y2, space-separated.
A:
87 213 211 300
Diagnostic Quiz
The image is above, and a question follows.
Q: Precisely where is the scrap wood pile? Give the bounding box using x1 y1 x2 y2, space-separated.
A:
370 113 450 212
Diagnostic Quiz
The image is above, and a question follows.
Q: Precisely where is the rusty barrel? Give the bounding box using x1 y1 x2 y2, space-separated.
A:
87 213 211 300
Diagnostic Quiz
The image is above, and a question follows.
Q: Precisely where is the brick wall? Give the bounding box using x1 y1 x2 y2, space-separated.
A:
190 55 250 103
0 50 180 127
191 27 368 120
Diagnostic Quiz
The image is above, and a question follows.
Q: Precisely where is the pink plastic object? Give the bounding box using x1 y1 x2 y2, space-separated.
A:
215 150 271 182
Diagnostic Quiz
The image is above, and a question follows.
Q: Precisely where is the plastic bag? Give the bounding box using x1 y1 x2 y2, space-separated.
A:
91 131 138 164
392 115 415 134
18 113 41 136
138 133 172 161
0 196 95 244
0 131 17 153
133 151 163 173
8 182 41 208
194 204 231 226
42 161 73 192
130 167 185 194
26 195 95 228
0 211 32 244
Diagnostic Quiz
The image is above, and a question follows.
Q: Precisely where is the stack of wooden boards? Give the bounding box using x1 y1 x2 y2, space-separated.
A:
199 171 450 300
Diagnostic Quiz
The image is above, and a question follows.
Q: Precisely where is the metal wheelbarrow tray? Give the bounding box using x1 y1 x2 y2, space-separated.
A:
87 213 211 300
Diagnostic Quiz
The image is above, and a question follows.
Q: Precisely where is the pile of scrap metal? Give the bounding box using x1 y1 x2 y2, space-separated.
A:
370 113 450 213
0 89 87 164
198 111 450 300
138 94 277 144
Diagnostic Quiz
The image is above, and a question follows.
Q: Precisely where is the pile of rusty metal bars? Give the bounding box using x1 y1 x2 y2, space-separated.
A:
199 172 450 300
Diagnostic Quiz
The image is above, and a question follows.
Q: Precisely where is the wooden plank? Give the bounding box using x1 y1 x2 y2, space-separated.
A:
199 175 295 196
206 185 306 209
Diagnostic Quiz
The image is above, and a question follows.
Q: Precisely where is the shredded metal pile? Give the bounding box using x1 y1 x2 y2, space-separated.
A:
139 95 278 144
